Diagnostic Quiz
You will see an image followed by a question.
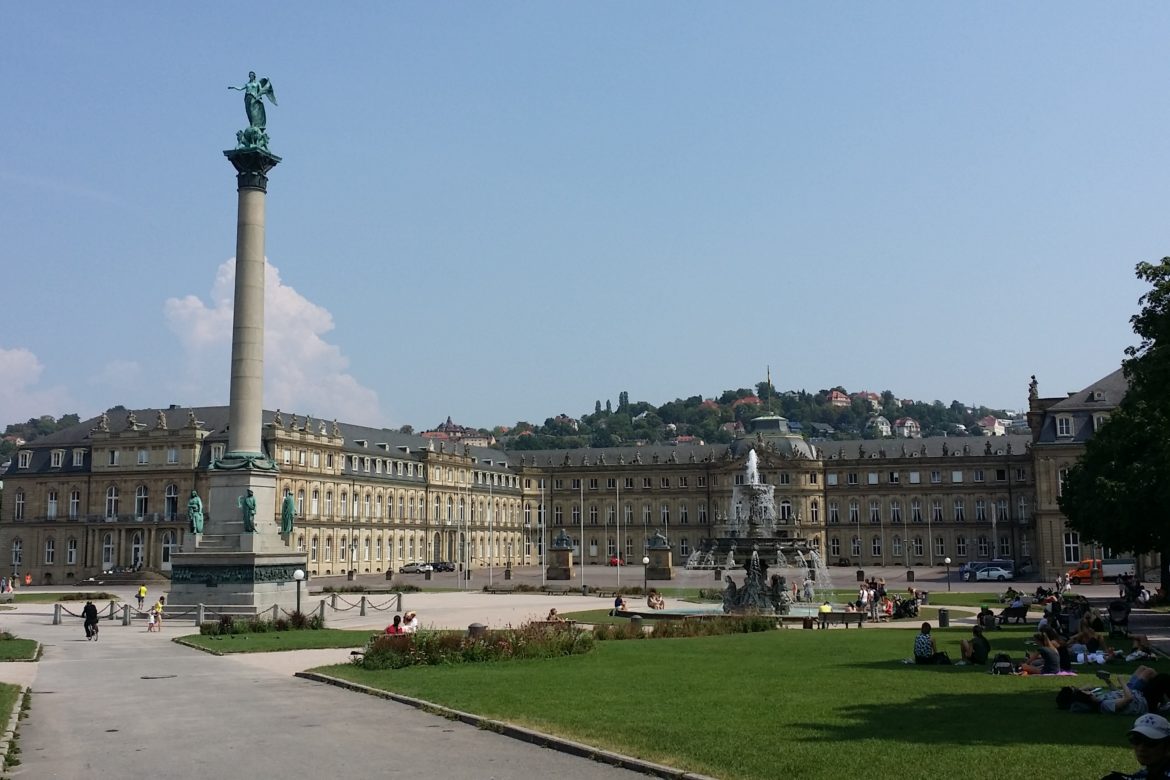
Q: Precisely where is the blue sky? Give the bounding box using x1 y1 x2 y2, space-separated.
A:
2 4 1166 430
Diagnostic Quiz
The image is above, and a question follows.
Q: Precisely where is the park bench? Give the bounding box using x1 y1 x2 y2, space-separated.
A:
998 605 1029 625
828 612 865 628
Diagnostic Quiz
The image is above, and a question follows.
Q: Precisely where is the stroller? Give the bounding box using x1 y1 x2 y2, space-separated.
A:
892 596 919 620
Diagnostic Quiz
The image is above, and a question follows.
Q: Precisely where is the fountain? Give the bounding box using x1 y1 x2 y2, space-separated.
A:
714 448 833 614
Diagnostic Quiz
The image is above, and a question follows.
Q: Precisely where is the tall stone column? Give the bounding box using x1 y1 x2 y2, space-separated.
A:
167 140 306 615
223 149 280 463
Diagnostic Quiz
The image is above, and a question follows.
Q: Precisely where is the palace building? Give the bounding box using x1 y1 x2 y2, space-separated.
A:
0 369 1136 585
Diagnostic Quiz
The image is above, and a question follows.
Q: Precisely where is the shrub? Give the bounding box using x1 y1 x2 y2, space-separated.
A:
199 622 221 636
357 622 593 670
307 613 325 630
273 617 290 632
218 614 236 635
289 611 309 630
595 615 777 641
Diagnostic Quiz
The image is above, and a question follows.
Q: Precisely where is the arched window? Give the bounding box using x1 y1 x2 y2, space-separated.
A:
131 531 144 566
324 537 333 562
339 535 348 562
105 486 120 519
810 500 820 524
311 490 319 516
447 496 454 522
851 536 861 556
67 538 78 565
165 484 179 519
10 538 22 567
829 537 840 556
892 535 902 556
325 491 334 517
296 535 306 553
135 485 149 518
161 531 176 564
102 533 115 568
13 491 24 520
779 500 792 521
310 536 319 562
871 535 882 556
297 490 305 515
44 537 55 564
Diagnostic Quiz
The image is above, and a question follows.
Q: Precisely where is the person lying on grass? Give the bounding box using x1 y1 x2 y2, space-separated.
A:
1057 667 1162 715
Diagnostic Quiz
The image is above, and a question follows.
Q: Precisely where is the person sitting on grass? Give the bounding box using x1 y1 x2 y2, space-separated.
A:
1041 626 1074 672
958 624 991 666
1127 635 1158 662
879 595 894 621
546 608 565 622
913 623 950 665
384 615 403 634
1018 632 1061 675
977 604 996 627
1101 713 1170 780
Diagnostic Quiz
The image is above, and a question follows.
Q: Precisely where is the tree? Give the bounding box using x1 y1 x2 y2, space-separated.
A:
1060 258 1170 584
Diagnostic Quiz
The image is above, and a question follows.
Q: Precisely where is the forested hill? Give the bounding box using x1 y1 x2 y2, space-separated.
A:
496 384 1016 451
1 413 82 462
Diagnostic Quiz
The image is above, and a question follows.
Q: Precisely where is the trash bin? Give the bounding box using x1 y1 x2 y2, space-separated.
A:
424 571 432 581
468 623 487 639
802 617 814 630
856 569 865 582
347 570 356 581
504 568 512 581
921 591 929 605
938 608 949 628
907 569 915 582
581 584 589 596
714 568 723 581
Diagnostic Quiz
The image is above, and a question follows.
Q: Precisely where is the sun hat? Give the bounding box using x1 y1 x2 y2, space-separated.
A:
404 611 416 619
1131 714 1170 741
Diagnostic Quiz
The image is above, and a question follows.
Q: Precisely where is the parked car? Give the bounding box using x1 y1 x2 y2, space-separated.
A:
399 562 434 574
960 560 1017 582
428 561 455 572
975 566 1014 582
608 556 624 566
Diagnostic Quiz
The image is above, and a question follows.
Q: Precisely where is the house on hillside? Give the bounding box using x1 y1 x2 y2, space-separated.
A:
852 391 882 412
421 416 495 447
978 415 1005 436
732 395 761 408
828 390 850 408
865 415 892 437
893 417 921 438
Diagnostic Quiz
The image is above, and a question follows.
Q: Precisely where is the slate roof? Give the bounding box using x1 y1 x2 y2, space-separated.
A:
1034 368 1128 445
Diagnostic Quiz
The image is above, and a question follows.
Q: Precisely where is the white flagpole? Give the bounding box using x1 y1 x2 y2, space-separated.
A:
616 480 621 588
579 478 585 590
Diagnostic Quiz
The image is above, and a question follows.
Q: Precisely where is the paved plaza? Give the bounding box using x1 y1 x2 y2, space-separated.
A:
0 565 1161 778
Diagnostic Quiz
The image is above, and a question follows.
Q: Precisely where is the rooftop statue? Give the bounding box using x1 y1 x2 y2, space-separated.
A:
229 71 278 150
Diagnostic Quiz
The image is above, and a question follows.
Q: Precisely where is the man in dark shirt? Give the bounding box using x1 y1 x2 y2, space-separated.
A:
82 600 99 641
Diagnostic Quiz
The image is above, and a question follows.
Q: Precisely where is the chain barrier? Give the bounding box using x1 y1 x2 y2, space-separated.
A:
331 596 363 611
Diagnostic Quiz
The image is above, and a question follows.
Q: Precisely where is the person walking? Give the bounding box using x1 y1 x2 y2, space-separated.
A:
136 584 148 611
82 600 100 641
152 597 165 632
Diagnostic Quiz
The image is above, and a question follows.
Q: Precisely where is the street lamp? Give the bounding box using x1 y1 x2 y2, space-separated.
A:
293 568 305 614
642 555 650 592
944 557 952 592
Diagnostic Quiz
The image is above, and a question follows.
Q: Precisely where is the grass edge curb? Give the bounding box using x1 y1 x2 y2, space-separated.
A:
172 637 225 656
294 670 717 780
0 686 28 773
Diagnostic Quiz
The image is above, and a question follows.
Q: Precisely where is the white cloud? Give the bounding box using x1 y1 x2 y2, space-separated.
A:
0 347 75 424
163 259 383 426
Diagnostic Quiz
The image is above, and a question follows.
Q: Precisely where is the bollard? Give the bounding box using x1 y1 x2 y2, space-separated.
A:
122 604 131 626
360 596 367 617
397 594 405 614
468 623 487 639
53 603 62 626
631 615 644 632
271 604 279 622
197 604 205 626
108 601 117 619
318 600 327 624
331 593 338 610
582 584 588 596
715 568 722 581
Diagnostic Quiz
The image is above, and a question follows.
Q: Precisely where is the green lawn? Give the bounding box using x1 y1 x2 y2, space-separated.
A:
0 638 38 661
311 625 1159 780
177 629 376 654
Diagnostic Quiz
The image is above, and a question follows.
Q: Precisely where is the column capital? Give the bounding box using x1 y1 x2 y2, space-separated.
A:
223 148 282 192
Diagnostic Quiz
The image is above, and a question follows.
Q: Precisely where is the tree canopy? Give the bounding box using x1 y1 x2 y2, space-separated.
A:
1060 258 1170 582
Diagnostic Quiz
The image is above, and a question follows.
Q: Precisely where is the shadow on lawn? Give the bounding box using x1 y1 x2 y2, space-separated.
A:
800 689 1122 748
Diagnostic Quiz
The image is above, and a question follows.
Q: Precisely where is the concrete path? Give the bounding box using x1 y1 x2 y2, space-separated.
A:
0 594 645 780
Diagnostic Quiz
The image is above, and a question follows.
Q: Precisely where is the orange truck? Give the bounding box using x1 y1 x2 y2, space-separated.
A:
1066 558 1136 585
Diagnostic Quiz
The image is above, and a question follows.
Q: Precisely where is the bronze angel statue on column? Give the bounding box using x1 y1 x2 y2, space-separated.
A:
229 71 278 150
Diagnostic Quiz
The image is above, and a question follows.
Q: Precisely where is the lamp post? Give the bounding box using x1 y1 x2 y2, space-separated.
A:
944 557 952 592
293 568 305 614
642 555 650 592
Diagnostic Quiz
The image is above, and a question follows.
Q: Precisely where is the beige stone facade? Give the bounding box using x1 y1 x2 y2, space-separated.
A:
5 368 1152 587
